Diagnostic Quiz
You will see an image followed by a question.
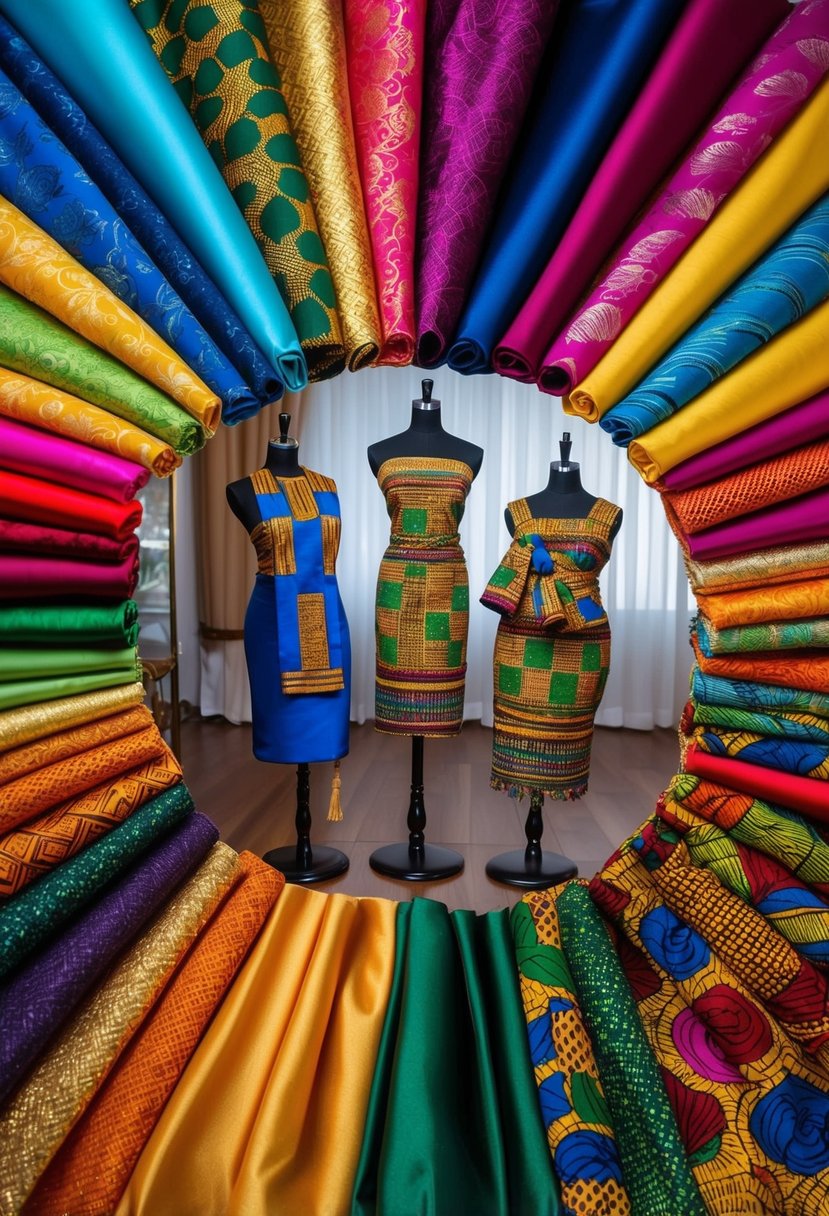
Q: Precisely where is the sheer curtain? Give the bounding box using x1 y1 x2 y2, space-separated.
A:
299 366 693 730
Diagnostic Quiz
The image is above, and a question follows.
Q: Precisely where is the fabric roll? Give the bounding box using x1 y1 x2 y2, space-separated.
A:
543 2 829 395
28 852 282 1216
692 641 829 695
3 0 307 394
0 470 141 541
0 15 284 422
685 541 829 595
493 0 789 381
690 725 829 781
565 73 829 423
118 883 395 1216
686 746 829 826
0 681 145 753
688 700 829 743
627 297 829 483
0 663 143 712
0 842 238 1215
0 416 148 504
0 704 152 786
0 521 138 564
686 486 829 562
602 197 829 444
696 576 829 630
414 0 558 367
259 0 381 370
0 66 257 419
131 0 345 382
0 781 193 980
696 614 829 656
343 0 424 365
0 552 140 604
0 602 139 648
446 0 687 376
0 811 218 1107
690 668 829 719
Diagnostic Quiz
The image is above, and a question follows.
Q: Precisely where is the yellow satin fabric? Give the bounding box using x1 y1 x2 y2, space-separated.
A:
0 369 180 476
0 843 239 1214
0 681 146 753
0 199 220 432
684 541 829 594
566 75 829 422
627 298 829 482
259 0 382 371
697 575 829 630
118 882 396 1216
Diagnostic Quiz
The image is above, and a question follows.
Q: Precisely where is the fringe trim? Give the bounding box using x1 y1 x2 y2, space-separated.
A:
490 778 588 801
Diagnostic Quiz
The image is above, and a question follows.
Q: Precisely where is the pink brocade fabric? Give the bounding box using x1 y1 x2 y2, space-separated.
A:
0 519 138 563
0 415 149 503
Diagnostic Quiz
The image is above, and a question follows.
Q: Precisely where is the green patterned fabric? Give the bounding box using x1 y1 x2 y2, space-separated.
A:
0 602 139 648
690 700 829 743
697 613 829 655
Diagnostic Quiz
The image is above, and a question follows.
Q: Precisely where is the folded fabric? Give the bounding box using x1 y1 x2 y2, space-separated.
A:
696 575 829 630
132 0 344 382
602 196 829 443
0 601 139 649
0 680 145 752
29 852 282 1216
0 520 138 563
446 0 687 375
684 541 829 595
543 2 829 395
0 810 218 1106
687 700 829 744
413 0 558 367
686 486 829 562
691 667 829 720
691 639 829 695
0 551 140 603
690 725 829 781
493 0 789 381
0 469 141 542
0 415 148 503
260 0 381 370
343 0 424 365
696 614 829 656
565 75 829 423
0 703 152 786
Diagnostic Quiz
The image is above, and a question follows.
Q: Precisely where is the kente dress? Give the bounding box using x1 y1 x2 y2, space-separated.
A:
374 456 472 735
242 466 350 763
481 497 621 799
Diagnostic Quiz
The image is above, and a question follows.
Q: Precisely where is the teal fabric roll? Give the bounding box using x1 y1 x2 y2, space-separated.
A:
2 0 306 394
690 668 829 719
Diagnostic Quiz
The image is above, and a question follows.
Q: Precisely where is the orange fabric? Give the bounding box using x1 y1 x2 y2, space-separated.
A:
0 705 153 787
692 634 829 693
696 576 829 629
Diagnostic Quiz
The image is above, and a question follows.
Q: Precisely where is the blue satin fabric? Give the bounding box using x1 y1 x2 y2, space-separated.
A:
2 0 307 394
446 0 687 375
601 194 829 445
0 16 282 423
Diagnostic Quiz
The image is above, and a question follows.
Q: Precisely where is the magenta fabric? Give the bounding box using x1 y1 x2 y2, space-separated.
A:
539 0 829 395
492 0 790 382
687 485 829 561
0 551 139 600
0 415 150 503
0 518 139 563
662 390 829 491
414 0 559 367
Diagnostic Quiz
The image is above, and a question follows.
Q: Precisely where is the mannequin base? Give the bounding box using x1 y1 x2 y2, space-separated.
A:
370 842 464 881
486 848 578 890
263 844 350 885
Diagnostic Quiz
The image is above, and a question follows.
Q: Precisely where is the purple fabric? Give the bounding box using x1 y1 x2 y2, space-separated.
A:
662 390 829 491
0 551 139 600
0 519 139 563
0 810 217 1104
688 485 829 560
414 0 559 367
493 0 790 381
0 416 149 503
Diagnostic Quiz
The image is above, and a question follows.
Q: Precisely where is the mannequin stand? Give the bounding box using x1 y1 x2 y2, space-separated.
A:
486 791 578 889
263 763 349 884
369 737 464 881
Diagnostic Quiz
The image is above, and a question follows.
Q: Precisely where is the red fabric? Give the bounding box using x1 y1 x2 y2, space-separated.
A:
0 470 142 541
0 519 138 563
0 552 139 600
685 744 829 824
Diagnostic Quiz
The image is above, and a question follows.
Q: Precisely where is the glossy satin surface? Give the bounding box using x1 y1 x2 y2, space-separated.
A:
0 416 148 503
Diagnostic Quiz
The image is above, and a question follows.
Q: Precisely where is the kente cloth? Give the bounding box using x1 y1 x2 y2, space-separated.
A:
0 200 221 433
343 0 423 366
259 0 381 371
0 680 145 752
0 644 139 688
0 781 194 981
690 667 829 719
685 541 829 595
627 298 829 484
446 0 686 377
687 485 829 563
663 389 829 492
0 721 164 833
373 457 473 736
696 576 829 630
0 16 283 421
0 470 141 542
689 724 829 783
118 883 395 1216
242 466 350 763
0 67 256 419
565 74 829 425
413 0 557 368
686 745 829 826
0 415 148 503
542 1 829 396
0 602 139 648
3 0 307 394
0 520 138 564
481 498 620 799
0 842 239 1215
493 0 789 382
29 852 282 1216
602 197 829 445
0 294 210 457
589 840 829 1215
354 899 557 1216
131 0 344 383
0 552 140 604
692 641 829 696
696 614 829 656
0 745 182 900
0 812 218 1107
0 704 153 786
513 892 632 1215
686 700 829 745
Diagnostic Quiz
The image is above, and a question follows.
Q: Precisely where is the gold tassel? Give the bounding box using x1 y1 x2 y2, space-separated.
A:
327 759 343 822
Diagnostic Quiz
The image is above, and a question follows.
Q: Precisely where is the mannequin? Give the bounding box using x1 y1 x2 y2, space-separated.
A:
367 379 483 881
505 432 623 537
227 412 350 884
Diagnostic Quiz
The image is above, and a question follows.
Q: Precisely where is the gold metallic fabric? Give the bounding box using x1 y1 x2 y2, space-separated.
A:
0 682 146 754
0 705 152 786
697 575 829 630
684 541 829 594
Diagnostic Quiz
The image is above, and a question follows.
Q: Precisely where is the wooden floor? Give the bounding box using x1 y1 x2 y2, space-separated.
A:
180 717 679 911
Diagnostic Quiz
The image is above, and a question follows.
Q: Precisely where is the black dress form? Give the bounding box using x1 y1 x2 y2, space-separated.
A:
367 383 483 475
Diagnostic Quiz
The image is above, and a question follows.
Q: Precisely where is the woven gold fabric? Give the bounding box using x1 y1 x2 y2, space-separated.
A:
259 0 381 370
684 541 829 594
0 705 152 786
0 682 145 754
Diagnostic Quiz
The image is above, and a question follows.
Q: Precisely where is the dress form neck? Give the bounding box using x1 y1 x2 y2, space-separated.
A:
265 439 302 478
367 380 484 477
